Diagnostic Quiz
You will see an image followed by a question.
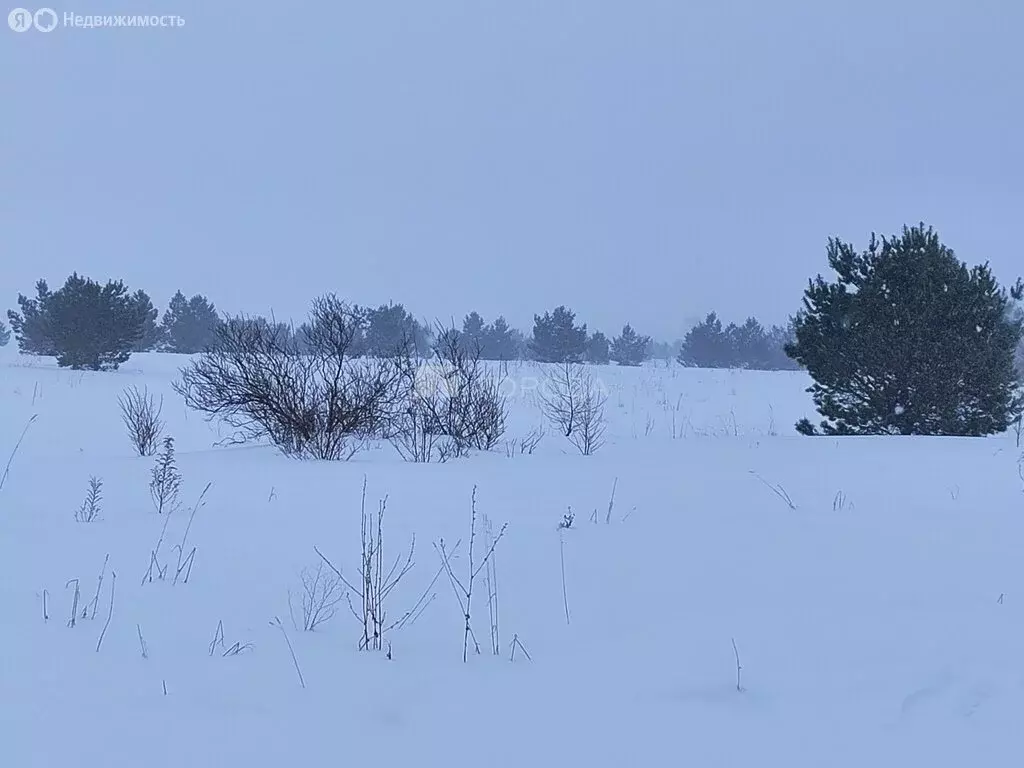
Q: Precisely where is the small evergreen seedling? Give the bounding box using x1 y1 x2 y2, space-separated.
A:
75 477 103 522
150 437 182 515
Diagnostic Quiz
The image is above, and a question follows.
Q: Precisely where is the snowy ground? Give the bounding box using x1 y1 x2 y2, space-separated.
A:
2 348 1024 767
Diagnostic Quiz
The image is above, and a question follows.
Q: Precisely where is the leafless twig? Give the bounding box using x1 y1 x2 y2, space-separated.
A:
0 414 37 496
732 637 745 692
271 617 306 689
750 471 796 509
95 572 117 653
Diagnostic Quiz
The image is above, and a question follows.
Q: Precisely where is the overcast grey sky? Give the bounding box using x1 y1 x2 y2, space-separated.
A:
2 0 1022 340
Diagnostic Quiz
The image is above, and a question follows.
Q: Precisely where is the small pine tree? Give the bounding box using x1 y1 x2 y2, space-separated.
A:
787 223 1024 436
74 477 104 523
529 306 587 363
610 324 651 366
0 318 9 347
585 331 611 364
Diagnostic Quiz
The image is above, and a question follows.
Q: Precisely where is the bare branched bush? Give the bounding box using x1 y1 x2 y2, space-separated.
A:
505 426 545 457
539 362 583 438
388 394 457 463
518 425 544 454
435 487 508 662
297 561 345 631
539 362 607 456
571 375 608 456
315 477 417 651
118 385 164 456
150 437 182 515
390 327 507 463
174 295 411 461
74 476 103 523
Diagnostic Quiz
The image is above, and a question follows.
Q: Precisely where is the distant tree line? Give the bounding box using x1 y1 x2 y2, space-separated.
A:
675 313 799 370
7 274 796 371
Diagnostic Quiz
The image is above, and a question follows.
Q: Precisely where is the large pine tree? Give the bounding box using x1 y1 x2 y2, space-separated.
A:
8 273 149 370
787 223 1024 436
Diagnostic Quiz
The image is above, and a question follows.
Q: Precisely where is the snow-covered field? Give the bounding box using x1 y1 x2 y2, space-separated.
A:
2 347 1023 767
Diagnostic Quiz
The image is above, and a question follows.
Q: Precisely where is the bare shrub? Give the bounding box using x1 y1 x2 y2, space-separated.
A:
174 296 411 461
74 476 103 522
315 477 417 651
573 377 607 456
539 362 607 456
390 327 507 463
539 362 583 437
506 425 545 457
297 561 345 631
388 395 456 464
118 385 164 456
435 487 507 662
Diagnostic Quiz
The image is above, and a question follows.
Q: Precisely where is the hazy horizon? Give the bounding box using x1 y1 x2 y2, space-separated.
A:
3 0 1022 340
